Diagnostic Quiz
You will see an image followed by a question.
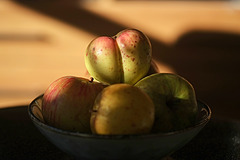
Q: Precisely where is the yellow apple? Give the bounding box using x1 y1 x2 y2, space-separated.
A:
90 84 155 135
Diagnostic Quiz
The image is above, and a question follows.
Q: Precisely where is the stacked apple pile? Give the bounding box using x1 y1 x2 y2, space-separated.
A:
42 29 198 135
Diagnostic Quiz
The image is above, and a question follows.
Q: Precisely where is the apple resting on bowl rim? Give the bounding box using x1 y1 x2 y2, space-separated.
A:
28 94 211 160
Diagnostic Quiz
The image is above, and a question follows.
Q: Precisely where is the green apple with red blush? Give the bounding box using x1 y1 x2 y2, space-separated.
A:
42 76 106 133
85 28 152 85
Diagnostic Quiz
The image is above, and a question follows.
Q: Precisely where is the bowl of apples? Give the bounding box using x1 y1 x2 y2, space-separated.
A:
28 29 211 160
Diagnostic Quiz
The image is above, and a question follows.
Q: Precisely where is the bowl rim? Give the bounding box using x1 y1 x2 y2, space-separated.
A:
28 94 211 140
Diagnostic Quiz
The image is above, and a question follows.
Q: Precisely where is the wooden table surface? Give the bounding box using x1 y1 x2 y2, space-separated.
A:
0 0 240 120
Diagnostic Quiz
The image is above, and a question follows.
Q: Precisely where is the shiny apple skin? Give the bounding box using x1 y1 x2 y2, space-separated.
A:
135 73 198 133
85 29 152 85
85 36 123 84
42 76 106 133
90 84 155 135
115 29 152 84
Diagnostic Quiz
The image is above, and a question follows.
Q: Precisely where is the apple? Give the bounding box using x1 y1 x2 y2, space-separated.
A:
135 73 198 132
85 28 152 85
42 76 106 133
145 59 159 77
90 84 155 135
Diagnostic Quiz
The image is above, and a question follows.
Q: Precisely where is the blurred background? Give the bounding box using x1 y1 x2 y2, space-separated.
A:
0 0 240 120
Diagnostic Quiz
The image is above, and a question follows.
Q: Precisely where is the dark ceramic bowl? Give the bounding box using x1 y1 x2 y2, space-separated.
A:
28 95 211 160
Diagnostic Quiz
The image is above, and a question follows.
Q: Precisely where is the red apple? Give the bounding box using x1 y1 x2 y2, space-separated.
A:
42 76 106 133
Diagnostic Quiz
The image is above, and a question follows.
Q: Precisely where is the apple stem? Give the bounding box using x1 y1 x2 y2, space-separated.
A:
89 77 94 83
89 109 97 113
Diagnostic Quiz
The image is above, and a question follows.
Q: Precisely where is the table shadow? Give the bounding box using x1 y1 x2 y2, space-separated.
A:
158 31 240 120
0 106 74 160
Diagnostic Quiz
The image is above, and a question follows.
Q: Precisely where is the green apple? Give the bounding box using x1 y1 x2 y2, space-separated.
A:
42 76 106 133
135 73 198 132
90 84 155 135
85 28 152 85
